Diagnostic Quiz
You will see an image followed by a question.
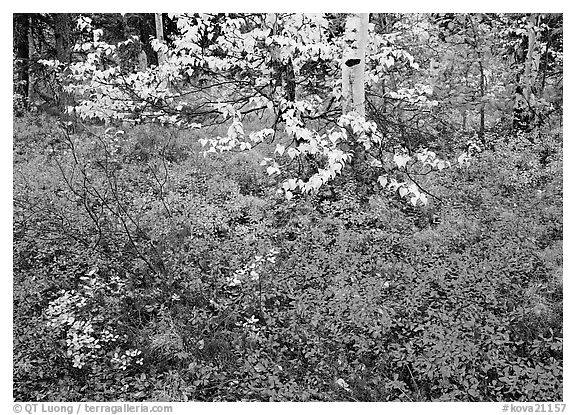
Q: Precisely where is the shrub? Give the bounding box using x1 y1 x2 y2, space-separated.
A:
14 116 562 401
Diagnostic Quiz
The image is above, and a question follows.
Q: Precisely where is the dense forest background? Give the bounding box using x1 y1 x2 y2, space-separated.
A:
13 13 562 401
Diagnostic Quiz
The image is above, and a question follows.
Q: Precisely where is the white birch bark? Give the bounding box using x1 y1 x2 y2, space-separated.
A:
523 14 538 103
342 13 369 117
28 16 35 104
155 13 169 90
155 13 166 65
137 50 148 72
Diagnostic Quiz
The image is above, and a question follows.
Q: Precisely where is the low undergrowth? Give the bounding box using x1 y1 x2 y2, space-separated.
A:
13 115 562 401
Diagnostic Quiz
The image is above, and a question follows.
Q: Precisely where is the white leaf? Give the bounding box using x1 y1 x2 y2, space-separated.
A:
408 183 419 195
285 190 293 200
266 166 279 175
393 153 410 169
370 158 383 167
388 178 400 191
378 175 387 188
336 378 351 391
275 144 285 156
419 193 428 205
399 187 408 198
287 147 299 159
309 175 323 190
458 153 469 166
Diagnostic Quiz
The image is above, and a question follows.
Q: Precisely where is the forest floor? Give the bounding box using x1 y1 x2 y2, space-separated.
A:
13 114 563 401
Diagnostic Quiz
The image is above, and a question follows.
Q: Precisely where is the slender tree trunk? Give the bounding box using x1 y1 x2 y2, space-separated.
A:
14 14 30 101
139 14 156 66
137 50 148 72
468 14 485 140
478 60 485 139
284 57 296 102
54 13 72 64
27 15 35 104
514 13 539 130
155 13 169 90
342 14 370 184
461 62 471 131
540 29 550 97
119 13 127 39
342 13 369 117
155 13 166 65
53 13 73 110
523 14 538 103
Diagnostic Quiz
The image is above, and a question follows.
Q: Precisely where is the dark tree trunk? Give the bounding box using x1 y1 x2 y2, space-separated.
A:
139 14 157 66
53 14 73 111
284 57 296 102
53 13 72 64
118 13 128 40
478 60 485 140
13 14 30 100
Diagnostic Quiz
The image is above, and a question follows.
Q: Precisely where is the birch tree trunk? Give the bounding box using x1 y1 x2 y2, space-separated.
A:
342 14 370 182
155 13 168 90
342 13 369 117
28 15 35 105
137 50 148 72
523 14 537 103
514 13 539 130
155 13 166 65
468 14 486 140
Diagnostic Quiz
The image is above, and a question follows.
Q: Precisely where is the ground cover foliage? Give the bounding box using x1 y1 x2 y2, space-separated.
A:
14 113 562 401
